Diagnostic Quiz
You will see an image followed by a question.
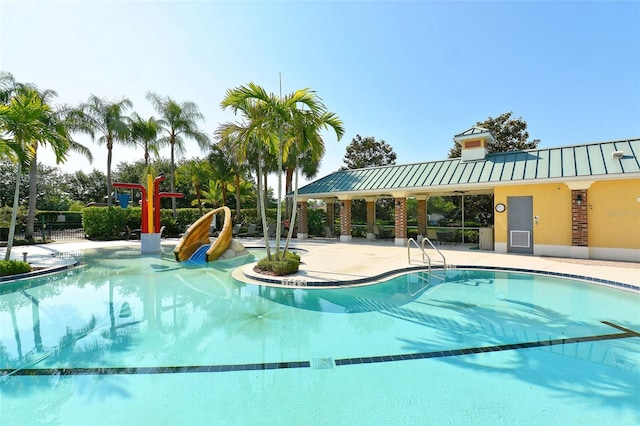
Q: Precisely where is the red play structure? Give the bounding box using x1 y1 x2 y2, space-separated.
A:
113 175 183 234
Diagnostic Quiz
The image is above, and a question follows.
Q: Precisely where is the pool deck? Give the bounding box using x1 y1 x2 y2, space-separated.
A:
2 238 639 291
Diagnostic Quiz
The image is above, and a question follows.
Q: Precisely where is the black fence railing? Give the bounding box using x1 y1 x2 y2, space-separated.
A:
0 222 87 242
34 222 85 241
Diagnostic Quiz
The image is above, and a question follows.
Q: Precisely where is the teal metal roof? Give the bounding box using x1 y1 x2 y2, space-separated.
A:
297 138 640 198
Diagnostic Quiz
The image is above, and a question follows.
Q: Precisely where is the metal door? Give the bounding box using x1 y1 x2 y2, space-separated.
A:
507 196 533 254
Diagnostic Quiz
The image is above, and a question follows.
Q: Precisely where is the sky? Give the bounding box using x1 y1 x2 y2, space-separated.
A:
1 0 639 188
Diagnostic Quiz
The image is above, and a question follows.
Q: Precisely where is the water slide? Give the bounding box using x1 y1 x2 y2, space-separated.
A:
173 206 234 262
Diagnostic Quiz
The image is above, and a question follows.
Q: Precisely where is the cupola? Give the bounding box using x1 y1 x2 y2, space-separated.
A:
453 126 496 161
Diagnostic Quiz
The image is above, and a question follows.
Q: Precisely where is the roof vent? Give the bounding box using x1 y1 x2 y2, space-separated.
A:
612 151 624 160
453 127 495 162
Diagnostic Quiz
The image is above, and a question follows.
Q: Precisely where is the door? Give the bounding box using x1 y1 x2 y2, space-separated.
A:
507 196 533 254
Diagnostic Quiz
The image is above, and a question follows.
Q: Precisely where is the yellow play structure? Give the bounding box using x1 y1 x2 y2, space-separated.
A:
173 206 235 262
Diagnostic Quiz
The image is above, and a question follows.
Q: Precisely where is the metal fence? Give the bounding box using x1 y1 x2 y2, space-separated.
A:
1 222 86 242
36 222 86 241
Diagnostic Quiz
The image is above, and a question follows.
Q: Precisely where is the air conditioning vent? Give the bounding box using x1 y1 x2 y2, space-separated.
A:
510 230 530 248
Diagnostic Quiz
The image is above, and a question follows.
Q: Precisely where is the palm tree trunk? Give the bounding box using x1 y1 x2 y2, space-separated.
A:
170 141 177 218
25 147 38 240
196 185 203 215
234 174 241 223
5 162 21 261
257 153 271 260
263 170 268 211
285 167 294 220
274 130 283 259
283 162 299 255
106 142 113 208
221 186 227 209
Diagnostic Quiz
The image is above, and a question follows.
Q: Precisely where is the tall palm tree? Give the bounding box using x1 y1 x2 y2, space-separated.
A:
218 97 277 258
281 109 344 253
24 90 93 240
0 88 51 259
146 92 211 217
221 82 340 260
213 125 252 223
129 112 163 173
0 72 29 260
79 95 132 207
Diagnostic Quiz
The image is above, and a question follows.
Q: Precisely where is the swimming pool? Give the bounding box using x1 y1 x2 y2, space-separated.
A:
1 246 638 425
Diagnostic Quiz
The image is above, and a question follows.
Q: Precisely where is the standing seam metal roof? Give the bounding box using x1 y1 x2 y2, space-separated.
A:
297 138 640 197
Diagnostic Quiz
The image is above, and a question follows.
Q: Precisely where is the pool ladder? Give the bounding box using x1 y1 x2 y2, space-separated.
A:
407 237 447 273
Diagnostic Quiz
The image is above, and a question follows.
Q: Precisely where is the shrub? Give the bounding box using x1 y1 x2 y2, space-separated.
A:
82 207 132 240
241 208 278 227
307 208 327 236
0 260 32 277
255 251 300 276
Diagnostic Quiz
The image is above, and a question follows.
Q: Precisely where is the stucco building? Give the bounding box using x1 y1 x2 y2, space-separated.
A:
293 128 640 262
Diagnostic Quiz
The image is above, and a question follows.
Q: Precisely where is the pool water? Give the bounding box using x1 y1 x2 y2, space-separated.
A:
1 246 639 425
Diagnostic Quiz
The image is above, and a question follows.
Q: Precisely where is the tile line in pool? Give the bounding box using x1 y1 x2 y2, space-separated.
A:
2 321 637 378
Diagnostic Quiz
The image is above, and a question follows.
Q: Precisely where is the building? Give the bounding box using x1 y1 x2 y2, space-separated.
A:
293 128 640 262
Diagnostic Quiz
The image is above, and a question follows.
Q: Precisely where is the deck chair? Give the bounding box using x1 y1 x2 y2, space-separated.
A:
426 229 439 245
373 225 392 241
324 225 336 239
267 223 276 238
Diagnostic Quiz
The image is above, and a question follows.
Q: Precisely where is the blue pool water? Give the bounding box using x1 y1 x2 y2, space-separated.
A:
1 246 638 425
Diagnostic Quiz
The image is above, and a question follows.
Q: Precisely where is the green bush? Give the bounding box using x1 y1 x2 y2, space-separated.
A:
241 208 278 227
0 260 32 276
82 207 132 240
307 209 327 236
256 251 300 276
81 205 262 239
0 206 27 231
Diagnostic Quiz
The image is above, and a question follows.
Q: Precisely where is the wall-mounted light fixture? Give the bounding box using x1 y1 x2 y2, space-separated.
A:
396 200 402 208
576 194 583 205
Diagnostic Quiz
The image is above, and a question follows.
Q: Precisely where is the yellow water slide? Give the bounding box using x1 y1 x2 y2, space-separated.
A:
173 206 233 262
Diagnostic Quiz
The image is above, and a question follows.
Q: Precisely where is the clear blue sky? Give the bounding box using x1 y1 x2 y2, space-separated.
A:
2 0 639 186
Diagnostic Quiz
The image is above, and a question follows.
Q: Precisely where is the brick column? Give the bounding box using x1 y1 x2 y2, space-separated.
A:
297 201 308 239
339 200 352 242
417 198 427 237
571 190 588 246
394 197 407 246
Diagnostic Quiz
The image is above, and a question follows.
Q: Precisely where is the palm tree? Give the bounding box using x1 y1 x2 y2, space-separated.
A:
213 125 252 223
200 178 226 208
129 112 163 173
218 97 277 258
146 92 211 217
0 88 51 259
175 158 212 216
24 89 93 240
221 82 341 261
281 108 344 253
79 95 133 207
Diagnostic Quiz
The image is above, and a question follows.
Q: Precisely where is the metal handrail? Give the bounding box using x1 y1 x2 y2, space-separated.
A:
421 237 447 270
407 238 431 272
